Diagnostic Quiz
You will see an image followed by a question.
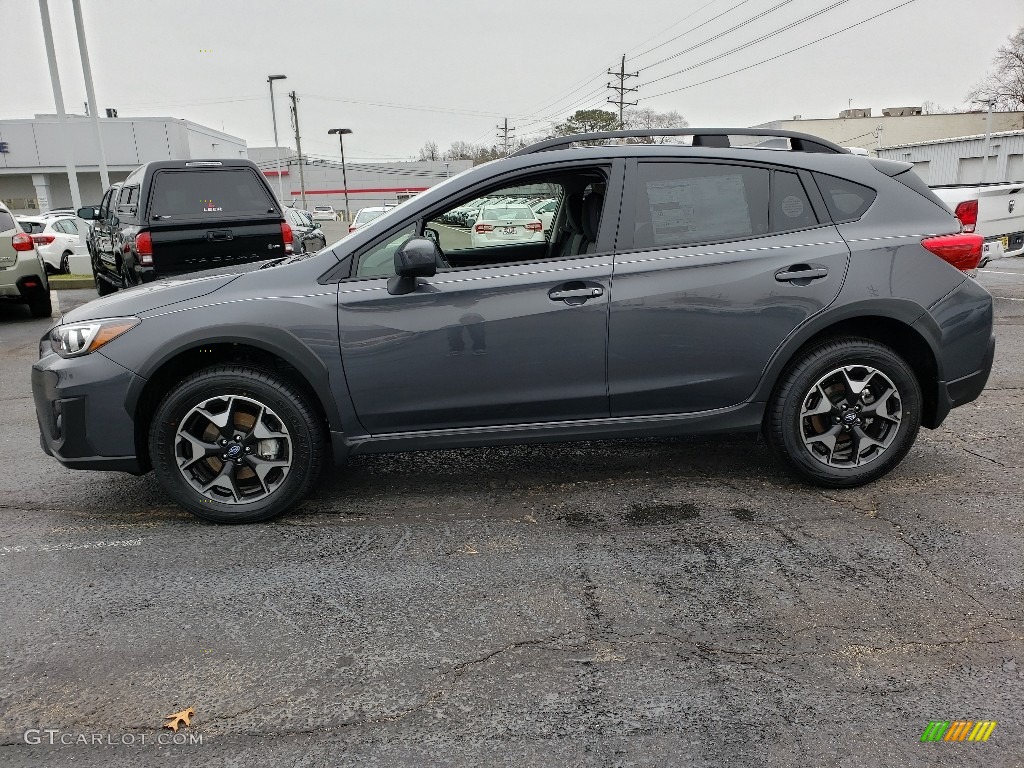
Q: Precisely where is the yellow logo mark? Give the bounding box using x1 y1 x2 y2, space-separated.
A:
163 707 195 732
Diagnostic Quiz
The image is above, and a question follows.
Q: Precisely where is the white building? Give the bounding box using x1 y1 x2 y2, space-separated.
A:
756 109 1024 156
248 146 472 219
0 115 247 213
876 130 1024 186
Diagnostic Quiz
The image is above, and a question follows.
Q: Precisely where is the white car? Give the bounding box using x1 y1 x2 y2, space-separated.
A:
311 205 338 221
16 215 88 273
470 204 545 248
349 206 389 233
530 198 558 232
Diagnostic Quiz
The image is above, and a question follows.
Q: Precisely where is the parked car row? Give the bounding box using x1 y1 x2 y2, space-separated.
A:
440 195 558 229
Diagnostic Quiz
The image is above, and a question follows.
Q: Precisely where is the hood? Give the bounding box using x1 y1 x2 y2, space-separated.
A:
60 273 242 324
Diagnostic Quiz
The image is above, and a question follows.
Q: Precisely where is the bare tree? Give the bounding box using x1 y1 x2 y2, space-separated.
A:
623 108 688 143
966 26 1024 110
418 141 440 162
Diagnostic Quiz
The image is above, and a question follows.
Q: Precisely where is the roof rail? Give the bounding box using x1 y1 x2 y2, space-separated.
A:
511 128 848 157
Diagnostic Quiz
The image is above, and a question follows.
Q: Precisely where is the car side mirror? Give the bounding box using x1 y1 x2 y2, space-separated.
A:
111 215 120 227
424 227 440 245
77 206 99 220
388 237 439 296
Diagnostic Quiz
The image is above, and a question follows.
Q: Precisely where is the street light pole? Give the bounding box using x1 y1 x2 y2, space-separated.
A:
328 128 353 222
267 75 287 204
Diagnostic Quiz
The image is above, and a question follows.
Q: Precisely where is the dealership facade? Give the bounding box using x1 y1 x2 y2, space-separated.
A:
0 114 248 213
0 114 469 217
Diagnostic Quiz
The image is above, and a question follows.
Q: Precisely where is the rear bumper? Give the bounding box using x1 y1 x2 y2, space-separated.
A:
930 332 995 427
919 277 996 428
32 350 146 473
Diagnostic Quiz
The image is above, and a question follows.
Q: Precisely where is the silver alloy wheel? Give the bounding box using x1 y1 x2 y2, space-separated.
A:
799 364 902 468
173 394 293 505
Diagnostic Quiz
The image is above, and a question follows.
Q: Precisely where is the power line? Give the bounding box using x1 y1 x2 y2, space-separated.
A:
645 0 852 88
630 0 755 62
640 0 794 72
644 0 920 100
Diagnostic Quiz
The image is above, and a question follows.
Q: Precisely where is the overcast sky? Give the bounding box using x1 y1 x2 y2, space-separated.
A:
6 0 1022 161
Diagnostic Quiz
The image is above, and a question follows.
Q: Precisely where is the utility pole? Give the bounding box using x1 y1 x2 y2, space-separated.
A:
981 100 994 183
289 90 307 210
607 54 639 130
496 118 515 156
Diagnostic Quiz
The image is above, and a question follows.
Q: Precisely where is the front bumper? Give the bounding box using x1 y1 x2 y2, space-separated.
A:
32 349 146 473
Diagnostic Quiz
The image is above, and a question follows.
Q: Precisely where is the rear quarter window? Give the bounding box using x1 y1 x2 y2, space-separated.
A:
813 173 877 223
0 211 16 233
149 169 276 218
770 171 818 232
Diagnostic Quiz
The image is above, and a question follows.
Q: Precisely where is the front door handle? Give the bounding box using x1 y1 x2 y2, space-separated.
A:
775 265 828 283
548 282 604 303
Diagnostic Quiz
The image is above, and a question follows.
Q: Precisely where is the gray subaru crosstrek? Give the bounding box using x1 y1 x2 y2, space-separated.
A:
32 129 995 523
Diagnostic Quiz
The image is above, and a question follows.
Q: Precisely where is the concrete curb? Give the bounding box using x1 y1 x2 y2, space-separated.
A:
49 277 94 290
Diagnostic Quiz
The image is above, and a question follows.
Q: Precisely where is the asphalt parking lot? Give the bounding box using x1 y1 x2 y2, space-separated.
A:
0 243 1022 766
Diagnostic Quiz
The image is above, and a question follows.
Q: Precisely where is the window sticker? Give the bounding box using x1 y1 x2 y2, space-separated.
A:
781 195 805 218
646 174 752 245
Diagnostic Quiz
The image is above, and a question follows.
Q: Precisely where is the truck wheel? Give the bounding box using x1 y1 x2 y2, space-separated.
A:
765 337 921 487
149 365 325 523
28 289 52 318
94 257 115 295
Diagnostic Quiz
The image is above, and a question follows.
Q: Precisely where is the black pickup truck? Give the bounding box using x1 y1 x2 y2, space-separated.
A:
79 160 293 294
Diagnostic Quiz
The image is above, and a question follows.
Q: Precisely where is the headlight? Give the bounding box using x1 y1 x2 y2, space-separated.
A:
50 318 140 358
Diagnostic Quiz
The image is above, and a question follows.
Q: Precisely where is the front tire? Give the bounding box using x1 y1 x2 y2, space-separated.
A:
149 366 325 523
765 337 922 488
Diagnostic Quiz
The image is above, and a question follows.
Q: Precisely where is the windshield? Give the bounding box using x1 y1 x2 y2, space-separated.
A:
354 209 385 225
19 220 45 234
480 207 534 221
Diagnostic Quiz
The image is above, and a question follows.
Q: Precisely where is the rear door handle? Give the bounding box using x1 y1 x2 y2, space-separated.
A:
549 283 604 302
775 266 828 282
206 230 233 242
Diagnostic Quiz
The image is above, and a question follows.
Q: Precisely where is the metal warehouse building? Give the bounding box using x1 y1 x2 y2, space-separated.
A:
876 130 1024 186
247 147 472 219
0 114 248 214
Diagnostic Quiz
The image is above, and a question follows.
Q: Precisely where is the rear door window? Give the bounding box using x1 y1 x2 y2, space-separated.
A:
633 162 769 249
812 173 877 223
149 169 276 219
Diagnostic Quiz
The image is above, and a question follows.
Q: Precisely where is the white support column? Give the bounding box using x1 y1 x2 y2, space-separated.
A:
31 174 52 213
38 0 82 211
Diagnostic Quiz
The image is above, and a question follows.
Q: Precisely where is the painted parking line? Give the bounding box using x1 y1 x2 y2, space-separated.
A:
981 270 1024 276
992 295 1024 301
51 289 60 317
0 538 143 556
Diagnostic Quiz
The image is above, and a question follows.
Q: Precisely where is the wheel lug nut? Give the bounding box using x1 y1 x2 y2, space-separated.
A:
219 439 226 446
234 435 241 442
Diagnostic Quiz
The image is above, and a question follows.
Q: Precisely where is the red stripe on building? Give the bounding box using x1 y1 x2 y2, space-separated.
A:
263 170 290 176
289 187 430 196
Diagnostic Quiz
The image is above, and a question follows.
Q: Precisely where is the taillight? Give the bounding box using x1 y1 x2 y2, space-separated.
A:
348 224 358 233
12 232 34 251
953 200 978 233
525 222 543 232
280 221 294 254
474 223 494 233
32 234 56 245
135 231 153 266
921 233 984 272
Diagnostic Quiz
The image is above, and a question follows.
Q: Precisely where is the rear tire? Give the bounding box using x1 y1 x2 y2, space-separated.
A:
149 365 325 523
60 252 71 274
28 289 52 318
94 257 115 296
765 337 921 487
